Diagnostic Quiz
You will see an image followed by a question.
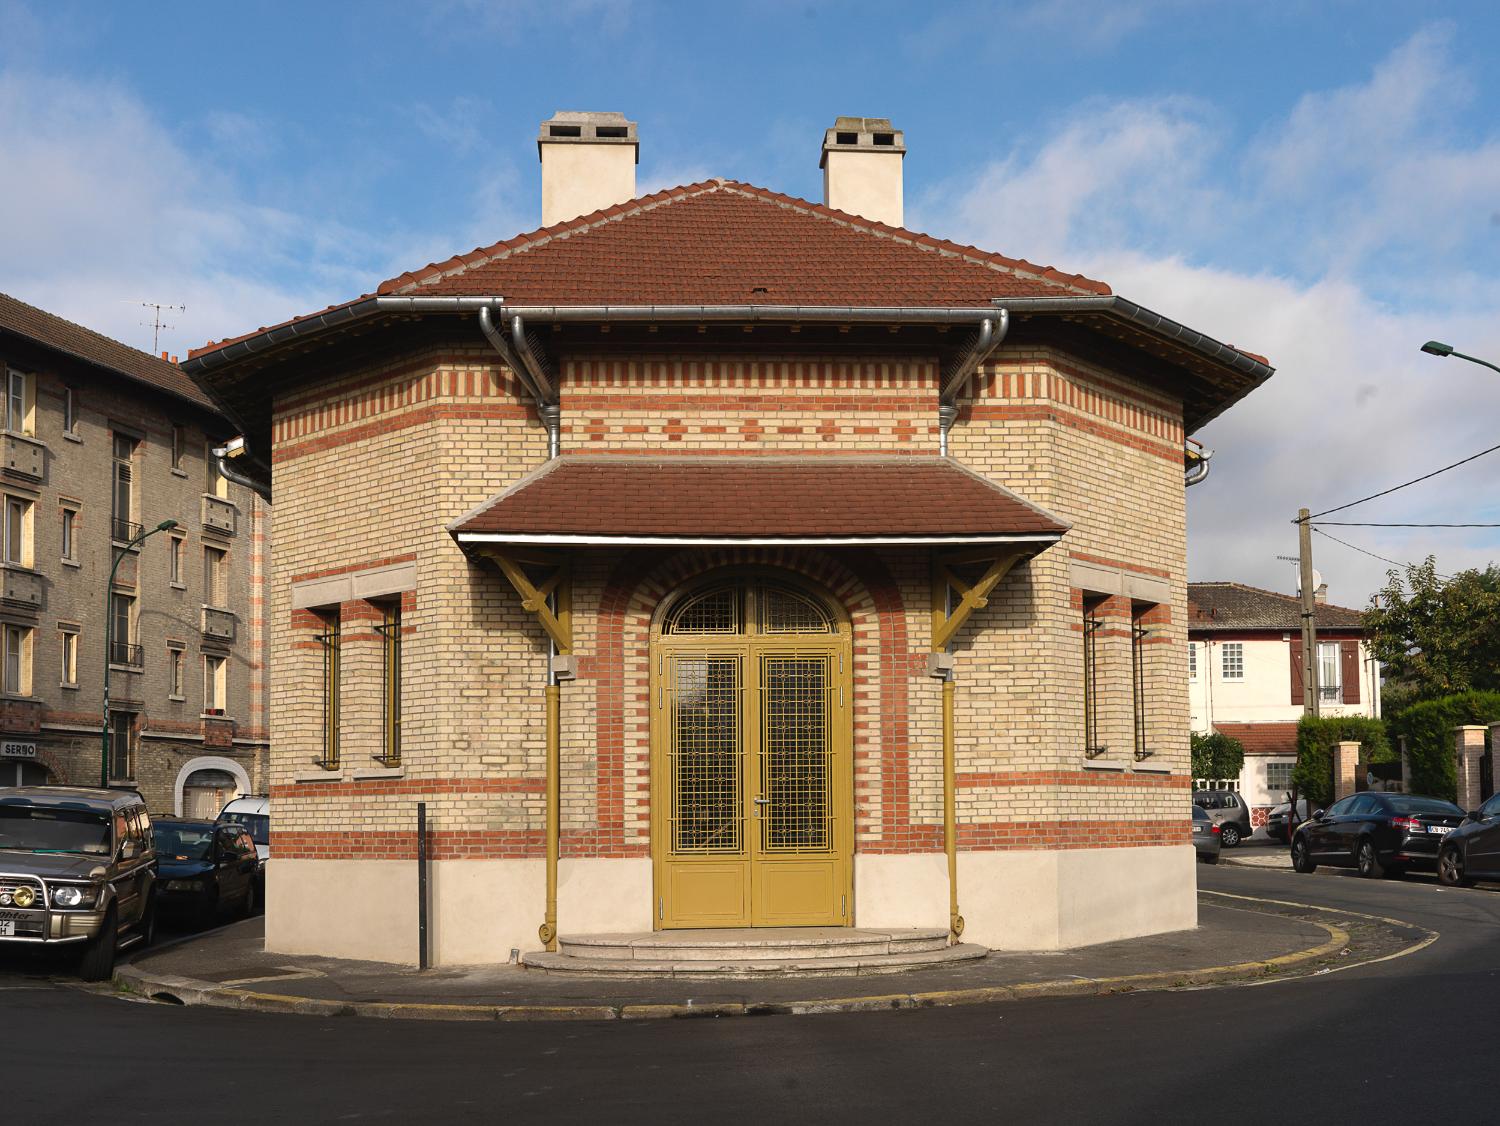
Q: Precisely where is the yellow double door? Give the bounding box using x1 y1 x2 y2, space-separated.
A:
652 637 852 929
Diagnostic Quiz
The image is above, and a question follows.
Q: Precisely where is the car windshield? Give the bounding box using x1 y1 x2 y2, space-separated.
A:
218 812 268 846
152 824 215 860
0 805 112 855
1192 805 1210 821
1386 796 1464 817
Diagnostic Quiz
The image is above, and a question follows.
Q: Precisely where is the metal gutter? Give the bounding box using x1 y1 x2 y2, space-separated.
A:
454 532 1064 548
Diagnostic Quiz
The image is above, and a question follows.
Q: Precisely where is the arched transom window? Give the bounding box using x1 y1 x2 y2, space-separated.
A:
662 580 837 636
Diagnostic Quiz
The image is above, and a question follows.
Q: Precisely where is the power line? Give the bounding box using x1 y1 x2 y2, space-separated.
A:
1307 439 1500 519
1310 526 1454 581
1315 521 1500 528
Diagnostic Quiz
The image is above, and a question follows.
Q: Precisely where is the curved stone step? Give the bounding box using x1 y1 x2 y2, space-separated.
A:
558 927 951 963
524 940 987 978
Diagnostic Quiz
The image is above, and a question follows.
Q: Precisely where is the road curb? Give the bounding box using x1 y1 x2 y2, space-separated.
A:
112 898 1359 1022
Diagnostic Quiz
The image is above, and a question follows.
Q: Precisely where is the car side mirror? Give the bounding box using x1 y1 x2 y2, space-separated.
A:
1312 810 1325 821
1469 810 1483 821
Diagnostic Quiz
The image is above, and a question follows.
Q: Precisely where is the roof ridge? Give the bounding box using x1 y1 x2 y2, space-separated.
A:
0 291 182 378
1188 580 1366 618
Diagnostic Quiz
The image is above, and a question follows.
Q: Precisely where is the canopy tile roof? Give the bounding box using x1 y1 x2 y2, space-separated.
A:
1188 582 1365 632
1212 722 1299 758
450 456 1069 544
1 291 215 410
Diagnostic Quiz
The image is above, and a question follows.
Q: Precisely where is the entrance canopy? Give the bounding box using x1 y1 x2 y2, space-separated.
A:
449 455 1069 549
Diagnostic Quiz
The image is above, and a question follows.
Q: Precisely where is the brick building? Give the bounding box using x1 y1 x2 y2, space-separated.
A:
186 113 1272 965
0 293 269 815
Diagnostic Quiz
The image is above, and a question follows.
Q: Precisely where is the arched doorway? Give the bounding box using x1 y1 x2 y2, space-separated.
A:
651 573 852 928
180 768 240 818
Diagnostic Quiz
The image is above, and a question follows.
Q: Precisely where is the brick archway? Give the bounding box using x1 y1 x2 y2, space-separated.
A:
587 546 917 861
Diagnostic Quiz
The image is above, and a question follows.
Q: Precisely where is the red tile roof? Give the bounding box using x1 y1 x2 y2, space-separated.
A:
1213 722 1299 758
192 180 1109 358
1 291 215 410
449 456 1069 543
1188 582 1365 632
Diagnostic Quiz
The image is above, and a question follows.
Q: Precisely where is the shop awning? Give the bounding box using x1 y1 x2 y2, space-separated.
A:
449 456 1069 548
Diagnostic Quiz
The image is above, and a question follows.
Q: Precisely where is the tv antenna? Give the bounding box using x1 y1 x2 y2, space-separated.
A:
140 302 185 354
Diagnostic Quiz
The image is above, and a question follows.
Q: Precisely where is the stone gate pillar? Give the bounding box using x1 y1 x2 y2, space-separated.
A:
1334 741 1360 801
1454 726 1486 812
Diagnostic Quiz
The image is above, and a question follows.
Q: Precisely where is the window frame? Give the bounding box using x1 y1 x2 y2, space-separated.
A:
202 653 227 713
1082 596 1105 758
375 602 402 767
108 711 135 781
109 591 138 667
62 387 78 436
169 533 184 586
3 494 32 567
5 368 31 435
60 503 78 564
111 432 138 541
59 626 78 688
203 545 227 607
1220 641 1245 682
1317 640 1342 702
167 643 185 700
1130 602 1153 762
171 424 186 471
3 623 31 695
316 611 340 770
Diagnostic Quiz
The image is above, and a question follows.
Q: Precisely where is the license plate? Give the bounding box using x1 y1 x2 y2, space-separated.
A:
0 921 14 937
1428 825 1452 835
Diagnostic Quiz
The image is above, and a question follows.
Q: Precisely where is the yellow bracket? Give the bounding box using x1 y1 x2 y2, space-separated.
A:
931 549 1023 652
474 548 573 653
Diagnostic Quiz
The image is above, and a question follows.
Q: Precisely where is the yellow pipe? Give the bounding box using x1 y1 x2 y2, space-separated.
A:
943 675 963 943
541 683 560 952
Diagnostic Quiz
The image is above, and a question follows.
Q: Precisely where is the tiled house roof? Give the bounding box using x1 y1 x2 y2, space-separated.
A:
1188 582 1366 632
0 291 216 410
450 456 1069 543
1212 722 1300 757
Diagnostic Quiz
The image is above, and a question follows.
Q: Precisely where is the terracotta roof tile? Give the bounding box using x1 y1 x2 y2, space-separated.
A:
1188 582 1365 632
1213 722 1300 757
450 456 1069 542
1 291 215 410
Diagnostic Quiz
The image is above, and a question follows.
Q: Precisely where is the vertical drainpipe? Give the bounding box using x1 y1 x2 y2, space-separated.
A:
943 674 959 941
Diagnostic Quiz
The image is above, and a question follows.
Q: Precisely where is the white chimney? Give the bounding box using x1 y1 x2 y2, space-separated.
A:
820 117 905 228
537 110 638 227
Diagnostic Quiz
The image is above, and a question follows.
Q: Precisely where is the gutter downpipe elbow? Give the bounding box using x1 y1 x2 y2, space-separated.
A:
1184 443 1213 488
477 304 540 402
510 314 560 458
211 440 272 502
938 309 1008 456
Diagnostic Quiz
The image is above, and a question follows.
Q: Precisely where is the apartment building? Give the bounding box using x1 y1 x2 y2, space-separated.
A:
0 292 268 815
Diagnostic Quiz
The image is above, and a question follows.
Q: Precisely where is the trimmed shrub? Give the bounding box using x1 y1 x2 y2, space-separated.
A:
1386 691 1500 802
1190 731 1245 783
1291 716 1393 807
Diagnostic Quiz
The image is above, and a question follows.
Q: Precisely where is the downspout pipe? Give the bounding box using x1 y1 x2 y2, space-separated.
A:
1184 441 1213 487
477 304 541 402
938 309 1008 455
477 305 560 458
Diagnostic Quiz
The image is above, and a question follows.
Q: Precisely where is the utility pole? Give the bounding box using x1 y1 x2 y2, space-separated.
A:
1296 508 1320 717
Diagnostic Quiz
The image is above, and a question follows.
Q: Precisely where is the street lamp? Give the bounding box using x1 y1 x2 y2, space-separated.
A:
1421 340 1500 376
100 519 179 787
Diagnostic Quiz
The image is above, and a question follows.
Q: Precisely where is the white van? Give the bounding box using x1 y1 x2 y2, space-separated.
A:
216 795 269 865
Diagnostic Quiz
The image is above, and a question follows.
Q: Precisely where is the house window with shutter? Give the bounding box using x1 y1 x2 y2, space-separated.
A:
1318 642 1341 702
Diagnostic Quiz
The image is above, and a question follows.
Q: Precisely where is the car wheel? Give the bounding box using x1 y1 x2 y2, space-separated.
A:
1219 823 1241 848
1439 846 1474 888
1356 838 1385 879
239 879 257 919
1291 836 1316 873
76 905 117 982
197 887 220 929
137 893 157 948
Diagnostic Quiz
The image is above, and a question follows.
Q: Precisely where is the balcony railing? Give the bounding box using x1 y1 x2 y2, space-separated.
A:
109 641 143 669
1319 684 1342 702
112 516 143 544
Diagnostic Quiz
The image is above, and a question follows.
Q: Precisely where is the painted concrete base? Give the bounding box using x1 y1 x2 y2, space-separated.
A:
854 852 949 931
558 856 654 934
266 859 544 966
959 845 1197 950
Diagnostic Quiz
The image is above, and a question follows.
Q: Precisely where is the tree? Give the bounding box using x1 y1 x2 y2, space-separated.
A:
1364 558 1500 698
1190 731 1245 783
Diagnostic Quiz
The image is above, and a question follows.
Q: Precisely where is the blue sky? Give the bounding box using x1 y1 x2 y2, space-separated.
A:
3 1 1500 602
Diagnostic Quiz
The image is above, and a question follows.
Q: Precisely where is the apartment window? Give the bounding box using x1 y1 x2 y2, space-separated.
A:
60 505 77 563
1266 761 1295 796
1221 642 1244 681
3 624 31 695
112 433 138 541
63 387 78 436
108 711 135 780
59 627 78 687
1318 641 1341 702
171 424 186 470
167 644 185 699
5 369 31 434
109 592 140 667
1082 596 1105 757
203 545 226 606
317 612 340 769
4 495 32 567
1187 642 1197 681
1131 603 1152 762
169 534 184 585
376 603 402 766
203 653 227 713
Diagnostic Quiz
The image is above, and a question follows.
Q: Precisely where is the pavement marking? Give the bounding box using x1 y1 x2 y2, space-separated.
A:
218 968 326 987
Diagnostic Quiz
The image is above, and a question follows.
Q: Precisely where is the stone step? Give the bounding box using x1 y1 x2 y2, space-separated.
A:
523 941 987 978
557 927 951 963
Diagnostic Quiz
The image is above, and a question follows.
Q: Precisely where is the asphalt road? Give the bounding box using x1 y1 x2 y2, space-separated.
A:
3 864 1496 1125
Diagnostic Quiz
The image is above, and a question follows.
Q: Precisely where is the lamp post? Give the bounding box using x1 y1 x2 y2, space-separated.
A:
100 519 179 787
1421 340 1500 376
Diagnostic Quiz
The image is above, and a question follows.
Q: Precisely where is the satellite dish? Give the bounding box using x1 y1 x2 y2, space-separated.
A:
1312 568 1323 591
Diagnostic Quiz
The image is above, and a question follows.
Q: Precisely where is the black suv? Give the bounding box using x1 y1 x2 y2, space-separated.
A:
0 787 157 979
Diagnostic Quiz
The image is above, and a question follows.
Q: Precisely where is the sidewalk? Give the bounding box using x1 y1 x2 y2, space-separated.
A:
112 891 1383 1022
1221 839 1294 869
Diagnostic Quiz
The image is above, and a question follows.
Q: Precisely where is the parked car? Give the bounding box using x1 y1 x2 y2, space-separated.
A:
1437 791 1500 887
1265 799 1311 844
1291 792 1466 878
151 818 260 924
0 786 157 980
1192 804 1221 864
1191 789 1252 848
216 795 269 866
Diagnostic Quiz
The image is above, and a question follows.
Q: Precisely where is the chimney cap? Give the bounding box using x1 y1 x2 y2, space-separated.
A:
820 116 906 168
538 110 639 163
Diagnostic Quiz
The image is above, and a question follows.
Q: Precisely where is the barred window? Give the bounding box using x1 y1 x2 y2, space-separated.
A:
316 611 340 769
1131 603 1153 761
1082 597 1105 757
1221 642 1244 681
376 603 402 767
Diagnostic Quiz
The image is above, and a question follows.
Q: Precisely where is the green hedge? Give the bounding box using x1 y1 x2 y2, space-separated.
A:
1290 716 1393 807
1385 691 1500 802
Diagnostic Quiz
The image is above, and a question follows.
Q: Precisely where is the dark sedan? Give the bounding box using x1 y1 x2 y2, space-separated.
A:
1437 791 1500 887
150 819 259 924
1291 792 1466 878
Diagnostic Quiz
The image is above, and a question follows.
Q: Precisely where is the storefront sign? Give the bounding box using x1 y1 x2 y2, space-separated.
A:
1 742 37 759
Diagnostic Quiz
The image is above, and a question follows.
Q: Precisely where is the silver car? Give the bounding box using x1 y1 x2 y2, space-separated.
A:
1192 804 1221 864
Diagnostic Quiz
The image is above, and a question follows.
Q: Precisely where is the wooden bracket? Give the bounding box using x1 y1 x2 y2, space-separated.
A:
931 549 1024 653
473 548 573 653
